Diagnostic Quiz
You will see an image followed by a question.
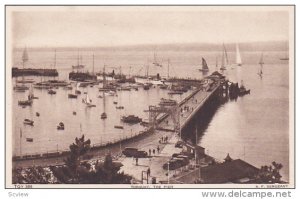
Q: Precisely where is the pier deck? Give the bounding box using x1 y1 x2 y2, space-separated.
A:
156 80 220 133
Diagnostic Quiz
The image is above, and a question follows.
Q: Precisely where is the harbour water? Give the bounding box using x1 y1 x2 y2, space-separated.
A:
11 48 290 181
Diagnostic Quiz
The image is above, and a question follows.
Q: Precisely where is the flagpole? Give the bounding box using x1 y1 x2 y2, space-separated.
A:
20 128 22 156
195 125 197 168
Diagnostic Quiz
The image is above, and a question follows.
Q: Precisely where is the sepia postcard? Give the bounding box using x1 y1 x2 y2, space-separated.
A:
5 5 295 188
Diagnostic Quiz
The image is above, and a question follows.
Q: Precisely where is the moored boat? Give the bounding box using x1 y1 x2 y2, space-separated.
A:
48 89 56 95
143 84 151 90
18 99 33 106
114 125 124 129
168 91 183 95
24 119 34 126
101 112 107 119
121 115 142 124
159 98 177 106
159 84 168 89
57 122 64 130
82 93 96 107
238 81 250 96
14 85 30 91
68 93 78 98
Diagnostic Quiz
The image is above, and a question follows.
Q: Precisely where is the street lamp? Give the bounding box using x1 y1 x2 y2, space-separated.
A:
167 161 170 184
56 144 58 164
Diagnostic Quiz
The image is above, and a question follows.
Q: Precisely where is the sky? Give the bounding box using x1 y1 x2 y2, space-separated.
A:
8 6 292 48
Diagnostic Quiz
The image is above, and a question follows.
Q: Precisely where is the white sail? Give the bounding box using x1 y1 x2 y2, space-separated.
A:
236 44 242 66
223 43 229 66
76 83 80 90
22 47 29 63
85 94 91 104
258 53 264 76
220 46 226 70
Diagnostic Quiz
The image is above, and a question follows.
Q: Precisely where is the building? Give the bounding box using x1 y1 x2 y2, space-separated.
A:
182 142 205 157
172 154 259 184
200 158 259 183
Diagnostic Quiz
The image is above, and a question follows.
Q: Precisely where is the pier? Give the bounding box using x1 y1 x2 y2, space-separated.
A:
148 71 225 136
12 67 59 77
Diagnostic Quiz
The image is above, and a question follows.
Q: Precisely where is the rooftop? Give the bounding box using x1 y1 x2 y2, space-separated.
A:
200 159 259 184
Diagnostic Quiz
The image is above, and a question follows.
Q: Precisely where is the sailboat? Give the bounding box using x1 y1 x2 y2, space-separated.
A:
198 57 209 72
143 60 151 90
82 93 96 107
68 88 78 98
28 85 38 100
220 43 230 71
72 51 85 70
18 96 33 106
75 82 81 94
236 43 242 66
101 86 107 119
258 53 264 77
220 44 228 71
98 65 117 92
14 47 30 91
152 52 162 67
18 84 37 106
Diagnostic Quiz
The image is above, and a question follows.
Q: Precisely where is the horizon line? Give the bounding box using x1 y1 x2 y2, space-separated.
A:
12 40 289 50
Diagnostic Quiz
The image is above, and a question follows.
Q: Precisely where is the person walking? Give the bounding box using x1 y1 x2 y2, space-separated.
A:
149 149 151 156
157 146 160 154
135 157 138 166
152 149 155 155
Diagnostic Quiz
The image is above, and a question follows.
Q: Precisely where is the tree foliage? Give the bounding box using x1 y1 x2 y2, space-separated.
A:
13 135 132 184
254 161 284 183
12 166 53 184
52 135 132 184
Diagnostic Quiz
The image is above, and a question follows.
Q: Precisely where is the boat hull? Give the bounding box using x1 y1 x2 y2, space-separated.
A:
68 94 78 99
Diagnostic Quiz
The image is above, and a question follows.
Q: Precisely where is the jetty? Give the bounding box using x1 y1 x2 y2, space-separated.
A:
12 67 58 77
147 71 226 135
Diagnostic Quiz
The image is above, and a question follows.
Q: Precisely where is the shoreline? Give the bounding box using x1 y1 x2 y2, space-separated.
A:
13 125 175 169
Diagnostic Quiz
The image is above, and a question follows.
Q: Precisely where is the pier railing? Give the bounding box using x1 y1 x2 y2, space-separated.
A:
13 130 152 161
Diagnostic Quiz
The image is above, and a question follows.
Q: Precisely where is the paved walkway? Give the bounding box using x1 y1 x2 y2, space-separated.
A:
116 88 217 183
120 134 182 183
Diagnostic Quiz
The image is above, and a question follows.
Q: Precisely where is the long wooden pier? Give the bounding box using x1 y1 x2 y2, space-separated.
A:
155 75 223 133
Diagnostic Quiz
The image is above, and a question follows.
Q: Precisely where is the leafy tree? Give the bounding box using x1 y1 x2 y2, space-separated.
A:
64 135 91 174
12 166 53 184
13 135 132 184
94 154 132 184
254 161 284 183
52 135 132 184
